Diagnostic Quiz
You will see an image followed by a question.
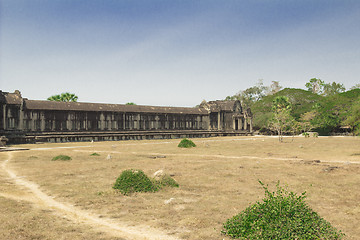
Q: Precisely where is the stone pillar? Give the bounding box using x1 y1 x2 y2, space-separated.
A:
19 108 24 130
217 112 221 130
51 118 55 131
107 114 112 131
113 116 118 130
165 115 169 129
40 112 45 131
244 117 247 130
122 113 126 130
136 114 139 129
100 113 105 130
249 118 253 132
155 115 159 130
66 113 72 131
30 112 36 131
6 108 11 129
129 114 133 130
85 112 89 131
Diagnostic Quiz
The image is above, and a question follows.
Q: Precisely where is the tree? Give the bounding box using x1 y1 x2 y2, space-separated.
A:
47 92 78 102
310 102 339 135
343 98 360 135
267 81 282 95
47 95 61 102
231 79 269 108
268 96 297 142
299 111 317 133
350 83 360 90
125 102 136 105
305 78 324 94
322 82 346 96
224 95 236 101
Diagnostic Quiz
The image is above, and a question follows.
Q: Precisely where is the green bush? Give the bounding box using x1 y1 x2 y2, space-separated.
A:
178 138 196 148
90 153 100 156
222 181 344 239
113 169 158 195
157 175 179 188
51 155 72 161
302 132 310 138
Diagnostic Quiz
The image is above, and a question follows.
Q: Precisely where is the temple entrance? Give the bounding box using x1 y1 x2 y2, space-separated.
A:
233 117 242 131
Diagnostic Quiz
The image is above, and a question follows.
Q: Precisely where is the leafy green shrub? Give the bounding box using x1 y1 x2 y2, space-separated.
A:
302 132 310 138
51 155 72 161
178 138 196 148
222 181 344 239
157 175 179 188
90 153 100 156
113 169 158 195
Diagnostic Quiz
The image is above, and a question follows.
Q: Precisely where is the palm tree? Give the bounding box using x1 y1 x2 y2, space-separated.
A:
60 92 78 102
47 94 61 101
47 92 78 102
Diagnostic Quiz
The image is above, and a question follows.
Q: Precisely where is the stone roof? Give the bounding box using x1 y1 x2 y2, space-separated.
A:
24 100 208 115
0 90 23 105
200 100 238 112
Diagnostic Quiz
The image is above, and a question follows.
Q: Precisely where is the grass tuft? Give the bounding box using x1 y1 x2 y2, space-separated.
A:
51 155 72 161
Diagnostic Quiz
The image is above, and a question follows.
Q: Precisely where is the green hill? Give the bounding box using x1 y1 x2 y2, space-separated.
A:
311 89 360 134
251 88 360 135
252 88 322 130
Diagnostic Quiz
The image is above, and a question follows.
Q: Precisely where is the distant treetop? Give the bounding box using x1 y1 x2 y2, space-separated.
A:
47 92 78 102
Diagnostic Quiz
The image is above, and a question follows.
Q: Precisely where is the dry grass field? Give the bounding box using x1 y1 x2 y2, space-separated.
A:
1 136 359 239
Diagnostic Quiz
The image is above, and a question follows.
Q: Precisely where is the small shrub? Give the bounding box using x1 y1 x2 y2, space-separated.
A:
113 169 158 195
302 132 310 138
157 175 179 188
90 153 100 156
51 155 72 161
178 138 196 148
222 181 344 239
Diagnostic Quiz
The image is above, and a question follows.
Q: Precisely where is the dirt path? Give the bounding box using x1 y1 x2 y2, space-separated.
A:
74 149 360 165
1 151 179 240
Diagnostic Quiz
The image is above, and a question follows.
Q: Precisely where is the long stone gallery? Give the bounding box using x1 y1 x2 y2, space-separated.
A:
0 90 253 144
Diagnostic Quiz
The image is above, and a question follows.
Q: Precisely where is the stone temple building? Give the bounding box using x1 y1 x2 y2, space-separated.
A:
0 90 253 144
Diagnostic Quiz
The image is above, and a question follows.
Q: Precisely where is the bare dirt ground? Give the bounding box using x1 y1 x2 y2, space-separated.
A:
0 136 359 239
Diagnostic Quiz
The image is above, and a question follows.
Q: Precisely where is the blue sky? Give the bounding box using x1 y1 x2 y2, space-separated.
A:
1 0 359 107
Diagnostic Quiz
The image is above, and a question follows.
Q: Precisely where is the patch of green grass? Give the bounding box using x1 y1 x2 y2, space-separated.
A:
156 175 179 188
222 181 344 239
51 155 72 161
178 138 196 148
113 170 179 195
90 153 100 156
113 169 158 195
